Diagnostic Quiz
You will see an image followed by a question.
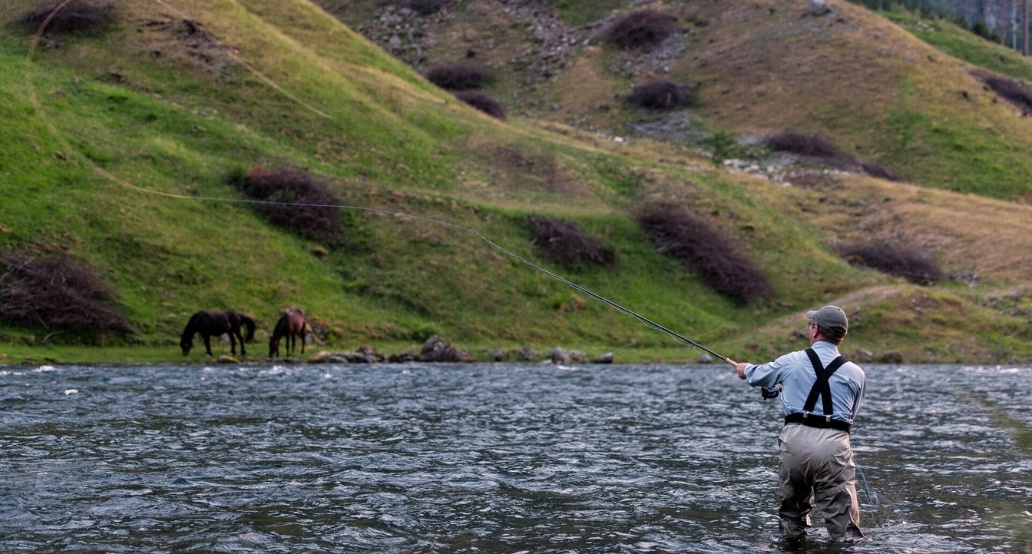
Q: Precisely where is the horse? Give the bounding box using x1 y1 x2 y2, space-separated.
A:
269 307 306 358
180 310 256 357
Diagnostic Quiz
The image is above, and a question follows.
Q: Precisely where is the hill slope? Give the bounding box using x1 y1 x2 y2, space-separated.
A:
0 0 1030 364
332 0 1032 200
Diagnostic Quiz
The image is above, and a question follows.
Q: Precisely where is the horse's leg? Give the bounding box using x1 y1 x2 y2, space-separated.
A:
236 330 245 356
203 334 213 357
299 330 305 354
229 331 237 356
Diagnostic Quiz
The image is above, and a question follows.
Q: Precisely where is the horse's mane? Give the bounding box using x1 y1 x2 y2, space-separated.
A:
181 310 205 340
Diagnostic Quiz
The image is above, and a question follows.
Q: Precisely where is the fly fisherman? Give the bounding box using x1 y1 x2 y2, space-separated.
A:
725 305 866 542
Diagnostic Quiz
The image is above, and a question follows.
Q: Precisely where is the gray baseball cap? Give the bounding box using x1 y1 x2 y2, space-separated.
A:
806 305 848 334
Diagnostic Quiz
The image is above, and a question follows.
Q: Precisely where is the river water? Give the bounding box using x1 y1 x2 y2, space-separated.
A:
1 363 1030 553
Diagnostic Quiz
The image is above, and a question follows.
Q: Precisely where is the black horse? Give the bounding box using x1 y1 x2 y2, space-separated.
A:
269 307 305 358
180 310 256 357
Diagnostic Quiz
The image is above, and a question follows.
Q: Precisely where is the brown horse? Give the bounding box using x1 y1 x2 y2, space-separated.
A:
180 310 256 357
269 307 306 358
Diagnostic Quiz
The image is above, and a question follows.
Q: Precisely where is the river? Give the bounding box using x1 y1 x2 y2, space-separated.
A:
1 363 1030 552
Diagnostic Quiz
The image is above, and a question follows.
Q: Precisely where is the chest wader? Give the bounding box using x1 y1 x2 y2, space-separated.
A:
783 348 851 433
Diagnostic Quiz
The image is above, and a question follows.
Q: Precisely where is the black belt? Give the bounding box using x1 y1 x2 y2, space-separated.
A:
784 412 851 433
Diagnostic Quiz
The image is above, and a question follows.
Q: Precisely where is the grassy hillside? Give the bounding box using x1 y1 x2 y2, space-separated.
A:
333 0 1032 201
1 0 1031 365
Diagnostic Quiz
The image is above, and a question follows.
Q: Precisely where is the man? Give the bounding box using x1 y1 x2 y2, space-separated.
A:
725 305 866 542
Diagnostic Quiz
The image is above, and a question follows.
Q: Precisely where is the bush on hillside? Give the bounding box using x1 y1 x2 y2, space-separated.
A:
602 9 678 50
627 79 695 110
982 75 1032 113
0 252 131 334
12 0 119 36
455 91 506 120
395 0 445 16
839 241 942 285
765 129 842 158
860 160 901 181
228 167 342 244
529 216 616 270
636 207 772 304
426 62 490 91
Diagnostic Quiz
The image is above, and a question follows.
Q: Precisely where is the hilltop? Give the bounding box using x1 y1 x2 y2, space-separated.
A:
0 0 1030 365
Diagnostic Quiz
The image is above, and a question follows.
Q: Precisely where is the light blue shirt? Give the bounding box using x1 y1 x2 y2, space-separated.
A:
744 341 866 423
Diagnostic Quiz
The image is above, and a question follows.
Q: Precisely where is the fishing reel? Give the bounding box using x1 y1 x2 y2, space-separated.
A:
761 384 783 399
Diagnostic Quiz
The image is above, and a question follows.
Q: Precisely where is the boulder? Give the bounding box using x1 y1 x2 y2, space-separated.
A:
419 335 471 362
549 347 570 364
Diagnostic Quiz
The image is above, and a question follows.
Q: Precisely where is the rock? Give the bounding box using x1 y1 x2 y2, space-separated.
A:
807 0 832 16
593 352 614 364
698 353 713 363
307 351 336 363
569 350 587 363
549 347 570 364
216 355 239 364
510 346 537 361
878 352 904 364
852 349 875 363
388 351 419 363
419 335 470 362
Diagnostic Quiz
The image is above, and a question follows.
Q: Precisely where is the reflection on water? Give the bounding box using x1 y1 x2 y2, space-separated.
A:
1 363 1030 552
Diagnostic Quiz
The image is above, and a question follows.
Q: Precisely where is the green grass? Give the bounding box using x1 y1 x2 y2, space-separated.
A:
884 10 1032 83
1 0 1032 365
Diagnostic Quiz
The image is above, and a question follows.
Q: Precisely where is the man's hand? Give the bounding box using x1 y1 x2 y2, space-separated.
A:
725 358 748 380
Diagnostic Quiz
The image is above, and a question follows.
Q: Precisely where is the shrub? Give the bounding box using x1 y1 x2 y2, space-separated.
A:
627 79 694 110
636 207 772 304
455 91 506 120
982 75 1032 113
395 0 445 16
12 0 119 36
426 62 489 91
839 241 942 285
228 167 342 244
602 9 678 49
529 216 616 270
860 160 900 181
0 252 131 334
765 129 842 158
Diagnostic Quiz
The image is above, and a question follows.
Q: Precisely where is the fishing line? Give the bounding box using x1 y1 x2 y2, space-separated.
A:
21 0 727 361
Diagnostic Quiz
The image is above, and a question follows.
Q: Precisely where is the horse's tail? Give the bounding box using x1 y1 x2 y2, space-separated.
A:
241 315 256 343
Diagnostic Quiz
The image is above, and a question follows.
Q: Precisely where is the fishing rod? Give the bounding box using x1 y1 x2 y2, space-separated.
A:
22 0 729 363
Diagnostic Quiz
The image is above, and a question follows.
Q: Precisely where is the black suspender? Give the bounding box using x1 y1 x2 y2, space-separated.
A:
803 348 847 418
783 349 851 432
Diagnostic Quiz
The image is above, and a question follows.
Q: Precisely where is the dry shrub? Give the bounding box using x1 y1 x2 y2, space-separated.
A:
0 252 131 333
636 207 772 304
12 0 119 36
228 167 342 244
395 0 445 16
765 129 841 158
529 216 615 270
982 75 1032 113
426 62 489 91
602 9 678 49
455 91 506 120
839 241 942 285
860 160 900 181
628 79 694 110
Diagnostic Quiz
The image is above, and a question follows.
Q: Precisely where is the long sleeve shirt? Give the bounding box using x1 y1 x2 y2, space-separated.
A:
743 340 866 423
